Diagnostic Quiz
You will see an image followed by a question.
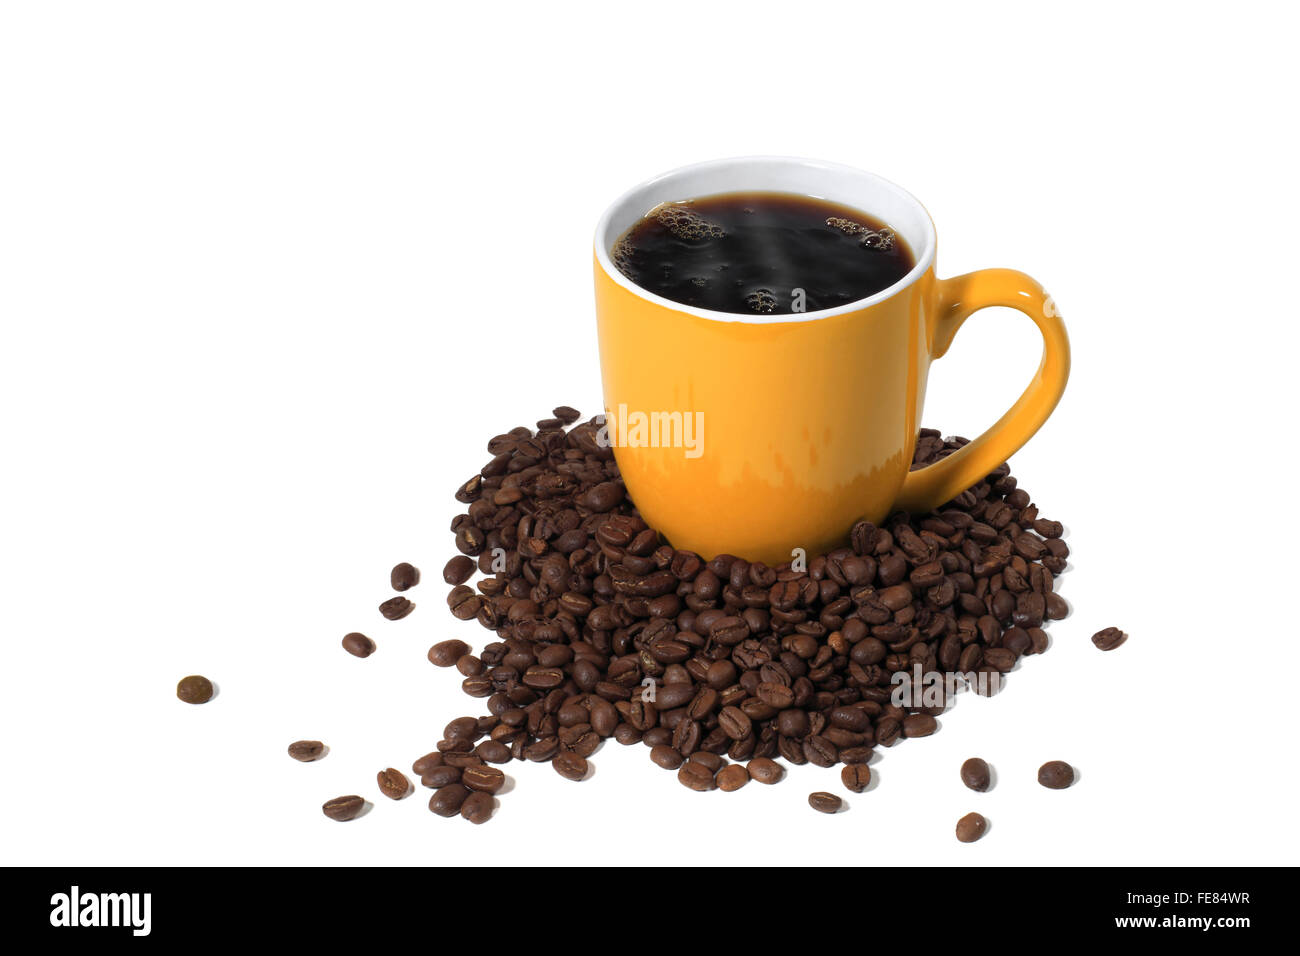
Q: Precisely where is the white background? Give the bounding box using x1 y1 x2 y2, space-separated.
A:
2 1 1296 867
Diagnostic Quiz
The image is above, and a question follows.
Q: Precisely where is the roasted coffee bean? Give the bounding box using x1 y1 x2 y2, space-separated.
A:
429 784 471 817
429 639 471 667
747 757 784 784
650 745 684 770
443 555 476 585
841 764 871 793
808 791 843 814
1091 626 1127 651
176 675 214 704
876 717 902 747
288 740 325 762
688 751 725 772
379 596 414 621
322 795 365 821
552 752 588 781
462 764 505 794
955 811 987 843
677 761 717 792
460 791 495 824
475 740 512 764
902 714 937 738
960 757 991 792
1037 760 1075 789
377 768 412 800
412 751 444 776
391 562 420 592
422 765 462 789
717 764 750 791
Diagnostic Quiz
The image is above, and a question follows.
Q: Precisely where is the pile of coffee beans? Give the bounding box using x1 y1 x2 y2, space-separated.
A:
410 408 1074 822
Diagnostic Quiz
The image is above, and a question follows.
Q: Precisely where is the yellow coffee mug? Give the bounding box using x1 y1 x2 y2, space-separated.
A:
593 157 1069 566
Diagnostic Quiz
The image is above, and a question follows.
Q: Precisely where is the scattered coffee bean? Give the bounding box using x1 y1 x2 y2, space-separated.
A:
808 791 843 814
650 745 684 770
443 555 475 585
342 632 375 658
391 562 420 592
902 714 937 738
460 791 494 824
176 675 213 705
716 764 750 791
960 757 991 792
428 639 471 667
552 405 581 424
322 795 365 821
1038 760 1075 789
412 751 443 776
288 740 325 762
1091 626 1127 651
422 766 462 789
377 768 412 800
429 784 471 817
552 752 588 781
841 764 871 793
462 764 505 794
678 761 717 791
956 811 987 843
379 596 414 620
747 757 784 785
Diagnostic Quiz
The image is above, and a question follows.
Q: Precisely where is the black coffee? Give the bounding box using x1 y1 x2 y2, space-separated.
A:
611 191 915 315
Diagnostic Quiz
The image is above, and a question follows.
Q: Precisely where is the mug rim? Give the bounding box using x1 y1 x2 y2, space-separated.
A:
593 155 937 325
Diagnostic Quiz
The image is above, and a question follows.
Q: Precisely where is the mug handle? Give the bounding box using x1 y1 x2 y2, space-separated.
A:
894 268 1070 514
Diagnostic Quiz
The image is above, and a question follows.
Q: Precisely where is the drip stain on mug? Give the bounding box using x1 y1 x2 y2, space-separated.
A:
611 191 915 315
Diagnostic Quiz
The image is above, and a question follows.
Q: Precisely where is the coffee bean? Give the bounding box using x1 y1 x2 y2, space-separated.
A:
176 675 214 704
552 405 581 424
422 766 462 789
955 811 987 843
715 764 749 791
808 791 843 814
342 632 375 658
718 705 752 740
902 714 937 738
443 555 476 585
747 757 784 784
429 784 470 816
377 768 412 800
475 740 512 764
1037 760 1075 789
462 764 505 794
650 745 684 770
1091 626 1127 651
379 596 414 620
677 762 716 792
288 740 325 762
428 639 470 667
322 795 365 821
390 562 420 592
960 757 991 792
552 752 588 781
460 791 495 824
876 717 901 747
841 764 871 793
412 751 443 776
